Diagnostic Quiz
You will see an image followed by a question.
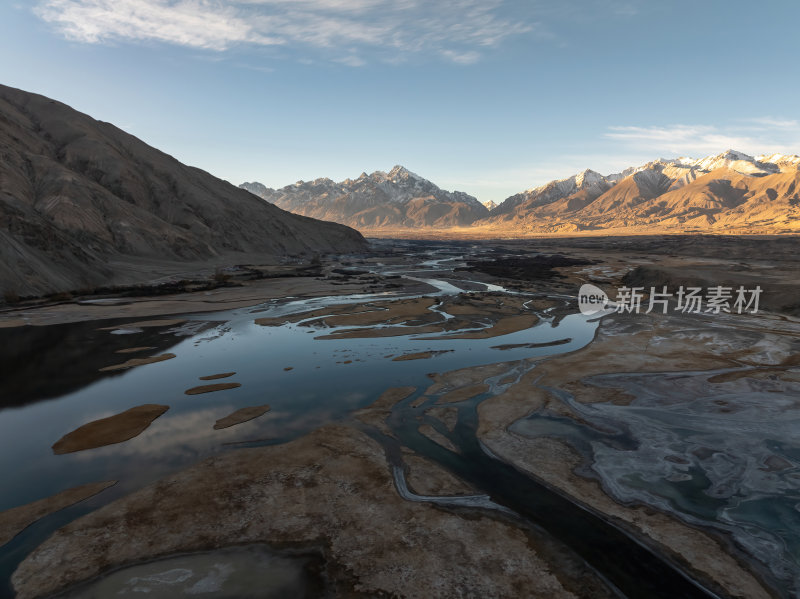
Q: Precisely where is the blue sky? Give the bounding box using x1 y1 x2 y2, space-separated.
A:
2 0 799 203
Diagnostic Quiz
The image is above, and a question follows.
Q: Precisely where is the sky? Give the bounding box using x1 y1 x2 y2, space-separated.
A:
2 0 799 203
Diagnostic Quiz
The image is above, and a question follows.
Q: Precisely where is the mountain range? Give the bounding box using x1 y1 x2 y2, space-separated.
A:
242 150 800 235
241 166 488 228
2 82 797 301
0 84 365 298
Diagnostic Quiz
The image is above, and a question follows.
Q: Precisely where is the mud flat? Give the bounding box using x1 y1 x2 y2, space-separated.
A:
213 405 271 430
418 423 460 453
277 294 545 341
474 310 800 598
401 450 475 496
198 372 236 380
0 482 116 547
98 319 186 330
99 353 176 372
114 346 155 354
392 350 454 361
0 268 430 328
353 386 417 436
52 405 170 454
184 382 242 395
12 425 582 599
422 314 538 340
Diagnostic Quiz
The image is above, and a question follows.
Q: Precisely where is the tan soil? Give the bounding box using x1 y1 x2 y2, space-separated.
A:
99 353 176 372
422 314 538 339
52 405 169 454
418 423 459 453
213 405 271 430
392 350 453 361
198 372 236 380
353 386 417 436
184 383 241 395
401 450 475 496
437 382 490 404
13 425 579 599
0 482 116 547
99 319 185 330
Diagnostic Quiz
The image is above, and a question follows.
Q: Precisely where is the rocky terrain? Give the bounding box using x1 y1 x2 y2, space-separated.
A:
0 85 366 299
241 165 489 229
243 150 800 236
481 150 800 234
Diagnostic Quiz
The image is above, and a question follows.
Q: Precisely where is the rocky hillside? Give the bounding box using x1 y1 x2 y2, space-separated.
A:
479 151 800 234
241 166 488 229
0 84 366 298
243 150 799 236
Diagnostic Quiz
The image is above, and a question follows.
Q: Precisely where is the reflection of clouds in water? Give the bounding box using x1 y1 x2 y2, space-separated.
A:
69 407 235 462
66 392 368 462
260 408 343 435
337 391 370 407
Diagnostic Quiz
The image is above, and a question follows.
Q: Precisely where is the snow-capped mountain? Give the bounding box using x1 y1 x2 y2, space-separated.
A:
483 200 498 211
482 150 800 234
756 153 800 169
241 165 488 229
241 150 799 235
672 149 794 176
491 169 615 217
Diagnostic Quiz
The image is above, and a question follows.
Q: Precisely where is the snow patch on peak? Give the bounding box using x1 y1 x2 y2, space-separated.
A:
721 149 754 161
575 169 603 188
384 165 423 182
757 153 800 168
667 150 776 176
526 168 608 195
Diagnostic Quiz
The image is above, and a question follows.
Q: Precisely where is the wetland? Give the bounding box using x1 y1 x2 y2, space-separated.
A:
1 236 799 598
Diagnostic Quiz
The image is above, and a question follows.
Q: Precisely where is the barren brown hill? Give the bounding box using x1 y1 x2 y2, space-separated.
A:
0 84 365 298
473 155 800 235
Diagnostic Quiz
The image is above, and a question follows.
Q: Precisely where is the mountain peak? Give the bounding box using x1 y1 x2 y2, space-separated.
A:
387 165 421 181
719 149 754 162
575 169 604 188
757 153 800 167
239 165 484 228
389 164 408 175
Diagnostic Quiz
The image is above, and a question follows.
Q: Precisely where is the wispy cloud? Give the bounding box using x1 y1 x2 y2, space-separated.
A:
742 117 799 129
35 0 538 64
35 0 271 51
605 120 800 157
440 49 480 65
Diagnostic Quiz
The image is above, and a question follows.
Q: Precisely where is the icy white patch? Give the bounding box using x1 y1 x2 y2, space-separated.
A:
124 567 193 592
186 562 235 594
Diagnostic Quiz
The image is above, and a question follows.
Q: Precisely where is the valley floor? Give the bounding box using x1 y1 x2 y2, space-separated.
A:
2 235 799 598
